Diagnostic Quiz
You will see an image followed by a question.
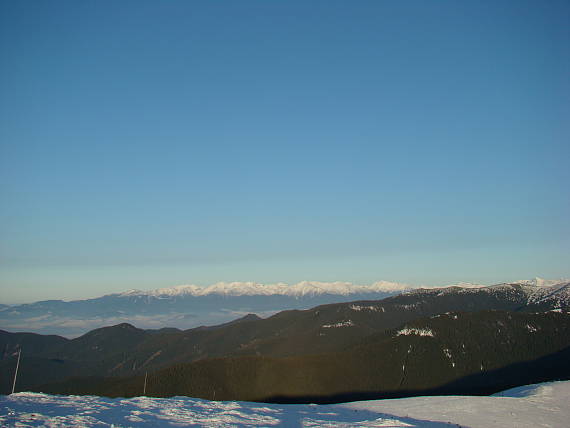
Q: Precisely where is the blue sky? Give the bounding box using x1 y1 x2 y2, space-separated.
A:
1 0 569 303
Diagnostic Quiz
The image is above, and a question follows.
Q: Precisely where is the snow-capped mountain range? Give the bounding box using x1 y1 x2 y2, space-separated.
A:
115 277 568 299
1 280 417 337
117 280 413 298
0 278 567 338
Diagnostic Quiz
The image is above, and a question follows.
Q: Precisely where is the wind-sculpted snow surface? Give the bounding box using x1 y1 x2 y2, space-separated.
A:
0 392 446 427
1 381 569 427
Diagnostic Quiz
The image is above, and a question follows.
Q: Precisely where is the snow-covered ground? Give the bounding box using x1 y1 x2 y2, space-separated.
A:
1 381 568 427
346 381 570 428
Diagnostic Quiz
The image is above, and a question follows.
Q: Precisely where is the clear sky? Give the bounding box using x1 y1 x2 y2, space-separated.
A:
1 0 569 303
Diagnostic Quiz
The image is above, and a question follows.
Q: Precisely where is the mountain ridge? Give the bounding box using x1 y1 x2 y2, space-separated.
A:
1 278 568 338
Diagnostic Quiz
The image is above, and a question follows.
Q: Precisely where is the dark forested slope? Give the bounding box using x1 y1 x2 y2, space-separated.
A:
35 311 570 402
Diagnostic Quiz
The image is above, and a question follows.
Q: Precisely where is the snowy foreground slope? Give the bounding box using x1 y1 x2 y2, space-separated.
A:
1 381 568 427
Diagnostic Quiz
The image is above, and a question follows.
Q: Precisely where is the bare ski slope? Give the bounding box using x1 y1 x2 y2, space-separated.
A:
1 380 568 427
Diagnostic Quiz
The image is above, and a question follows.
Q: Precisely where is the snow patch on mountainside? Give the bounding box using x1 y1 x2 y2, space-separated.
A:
322 320 354 328
349 304 383 312
396 327 435 337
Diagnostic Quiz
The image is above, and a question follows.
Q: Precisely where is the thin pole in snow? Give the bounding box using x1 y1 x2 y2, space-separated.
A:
143 371 147 395
11 348 21 394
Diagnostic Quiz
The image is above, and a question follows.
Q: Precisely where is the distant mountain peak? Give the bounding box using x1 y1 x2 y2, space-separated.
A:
511 277 570 287
118 289 144 296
